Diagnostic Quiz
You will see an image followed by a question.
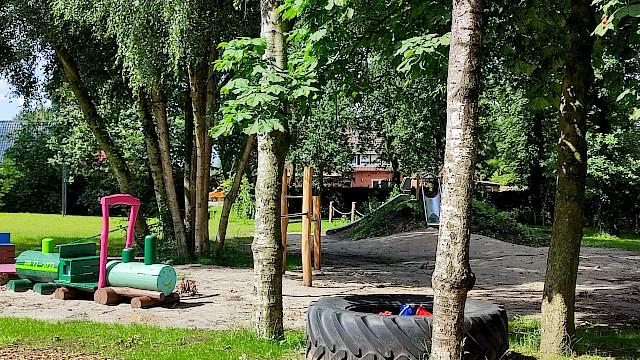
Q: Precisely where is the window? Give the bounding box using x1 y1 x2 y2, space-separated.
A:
371 179 389 188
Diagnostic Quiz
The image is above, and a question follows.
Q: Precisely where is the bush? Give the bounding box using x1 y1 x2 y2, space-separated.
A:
471 200 548 247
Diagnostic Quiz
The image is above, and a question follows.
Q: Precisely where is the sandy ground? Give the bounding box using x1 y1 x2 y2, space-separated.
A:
1 229 639 330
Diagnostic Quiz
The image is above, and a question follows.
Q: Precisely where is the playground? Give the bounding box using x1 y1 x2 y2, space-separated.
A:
2 229 638 331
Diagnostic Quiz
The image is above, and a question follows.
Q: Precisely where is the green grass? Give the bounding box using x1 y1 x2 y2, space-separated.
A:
531 226 640 252
0 318 304 360
509 316 640 359
0 213 128 255
582 228 640 252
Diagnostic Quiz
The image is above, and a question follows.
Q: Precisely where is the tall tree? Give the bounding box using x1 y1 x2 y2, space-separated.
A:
540 0 595 354
251 0 288 339
215 134 256 258
430 0 483 358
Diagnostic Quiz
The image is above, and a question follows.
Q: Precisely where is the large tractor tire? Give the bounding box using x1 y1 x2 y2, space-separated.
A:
306 294 508 360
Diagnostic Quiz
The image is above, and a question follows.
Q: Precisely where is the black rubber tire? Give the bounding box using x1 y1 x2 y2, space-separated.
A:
306 294 508 360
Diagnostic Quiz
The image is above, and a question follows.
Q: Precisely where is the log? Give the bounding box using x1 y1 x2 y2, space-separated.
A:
105 286 166 300
131 293 180 309
0 273 18 286
313 195 322 270
301 167 313 287
106 261 176 296
7 279 33 292
33 283 58 295
94 287 122 305
54 287 80 300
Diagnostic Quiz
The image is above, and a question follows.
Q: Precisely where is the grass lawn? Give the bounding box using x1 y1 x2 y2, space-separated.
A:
531 226 640 252
582 228 640 252
1 317 638 359
510 317 640 359
0 318 304 360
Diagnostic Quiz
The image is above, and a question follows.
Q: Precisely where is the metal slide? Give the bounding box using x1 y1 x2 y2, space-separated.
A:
422 180 441 227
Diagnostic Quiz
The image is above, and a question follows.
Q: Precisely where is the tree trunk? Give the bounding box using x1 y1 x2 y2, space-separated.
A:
528 112 545 225
391 158 401 187
215 134 256 258
252 132 287 339
151 87 189 257
540 0 595 355
53 44 148 244
252 0 288 339
184 88 197 255
430 0 483 359
137 89 171 241
188 60 212 256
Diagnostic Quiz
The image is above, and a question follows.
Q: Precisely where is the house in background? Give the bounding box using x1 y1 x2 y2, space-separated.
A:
343 132 394 188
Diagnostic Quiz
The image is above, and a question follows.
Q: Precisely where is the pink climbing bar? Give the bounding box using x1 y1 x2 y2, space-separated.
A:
98 194 141 289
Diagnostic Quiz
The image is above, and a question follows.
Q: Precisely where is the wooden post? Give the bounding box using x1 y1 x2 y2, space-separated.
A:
302 167 313 286
415 175 421 203
281 169 289 273
313 195 321 270
351 202 356 222
328 201 334 223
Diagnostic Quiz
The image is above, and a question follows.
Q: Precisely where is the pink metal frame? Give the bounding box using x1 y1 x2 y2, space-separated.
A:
98 194 140 288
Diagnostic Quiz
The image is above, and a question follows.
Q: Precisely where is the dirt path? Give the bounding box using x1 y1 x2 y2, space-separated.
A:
1 229 638 330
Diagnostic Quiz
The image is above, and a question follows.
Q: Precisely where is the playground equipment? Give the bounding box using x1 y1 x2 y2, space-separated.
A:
328 201 364 223
421 177 441 227
281 166 321 287
0 232 17 285
6 194 179 308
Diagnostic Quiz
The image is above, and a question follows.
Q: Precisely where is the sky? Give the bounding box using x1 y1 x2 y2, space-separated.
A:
0 78 24 120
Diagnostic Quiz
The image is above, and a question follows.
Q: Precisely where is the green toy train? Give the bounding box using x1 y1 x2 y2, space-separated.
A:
12 236 176 296
6 194 179 308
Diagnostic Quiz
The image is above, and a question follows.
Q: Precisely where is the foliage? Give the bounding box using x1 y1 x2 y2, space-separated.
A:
0 110 62 214
346 200 424 240
470 200 547 247
230 175 256 220
288 92 354 185
212 37 318 137
0 318 305 360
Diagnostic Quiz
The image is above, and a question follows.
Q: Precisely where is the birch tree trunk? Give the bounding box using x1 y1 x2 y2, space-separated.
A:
430 0 483 359
540 0 595 354
252 0 288 339
215 134 256 258
151 87 190 257
53 44 149 244
184 89 197 254
137 90 171 240
188 60 212 256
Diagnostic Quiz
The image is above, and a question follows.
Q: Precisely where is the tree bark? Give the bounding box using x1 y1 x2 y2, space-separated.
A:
151 87 190 257
252 0 288 339
430 0 483 359
215 134 256 258
188 59 212 256
540 0 595 355
137 89 171 241
528 112 545 225
53 44 148 244
184 88 197 255
188 44 220 256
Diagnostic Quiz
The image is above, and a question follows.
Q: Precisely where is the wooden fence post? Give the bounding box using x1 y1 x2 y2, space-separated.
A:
329 201 334 223
302 167 313 286
351 202 356 222
313 195 321 270
415 174 421 203
281 169 289 273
